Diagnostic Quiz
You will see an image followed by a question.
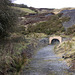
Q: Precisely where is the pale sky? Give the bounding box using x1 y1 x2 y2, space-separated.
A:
13 0 75 9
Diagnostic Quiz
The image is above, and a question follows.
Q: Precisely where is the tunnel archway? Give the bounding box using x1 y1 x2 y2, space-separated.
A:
51 39 60 44
49 36 62 44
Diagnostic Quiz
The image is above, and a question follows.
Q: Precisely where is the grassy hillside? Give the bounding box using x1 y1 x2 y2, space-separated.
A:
65 25 75 35
26 13 70 35
12 7 36 14
1 4 75 74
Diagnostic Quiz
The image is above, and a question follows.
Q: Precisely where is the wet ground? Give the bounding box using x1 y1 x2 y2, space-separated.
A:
21 45 75 75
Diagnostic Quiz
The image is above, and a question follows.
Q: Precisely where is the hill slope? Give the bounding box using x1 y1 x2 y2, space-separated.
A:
12 7 36 14
61 9 75 28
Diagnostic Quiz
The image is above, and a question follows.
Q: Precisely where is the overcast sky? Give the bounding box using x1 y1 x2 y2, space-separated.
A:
13 0 75 9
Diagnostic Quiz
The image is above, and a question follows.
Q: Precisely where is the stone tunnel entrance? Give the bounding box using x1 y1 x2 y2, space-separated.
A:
49 36 62 44
51 39 60 44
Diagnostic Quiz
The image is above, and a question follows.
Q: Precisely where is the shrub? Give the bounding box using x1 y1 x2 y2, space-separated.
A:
27 14 69 35
0 0 18 38
65 25 75 35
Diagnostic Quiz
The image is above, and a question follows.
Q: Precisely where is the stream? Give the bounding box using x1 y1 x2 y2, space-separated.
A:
21 45 75 75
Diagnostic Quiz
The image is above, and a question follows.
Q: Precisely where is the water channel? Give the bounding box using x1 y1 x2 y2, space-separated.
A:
21 45 75 75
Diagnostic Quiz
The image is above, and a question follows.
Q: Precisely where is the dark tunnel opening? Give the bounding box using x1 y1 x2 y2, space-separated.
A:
51 39 60 45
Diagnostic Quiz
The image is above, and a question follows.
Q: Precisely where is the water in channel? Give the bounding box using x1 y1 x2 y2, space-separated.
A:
21 45 75 75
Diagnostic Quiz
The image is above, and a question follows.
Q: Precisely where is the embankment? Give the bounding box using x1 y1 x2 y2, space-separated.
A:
54 37 75 71
0 34 48 75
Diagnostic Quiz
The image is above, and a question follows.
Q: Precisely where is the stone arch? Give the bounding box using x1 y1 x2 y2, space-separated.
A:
49 36 62 44
51 39 60 44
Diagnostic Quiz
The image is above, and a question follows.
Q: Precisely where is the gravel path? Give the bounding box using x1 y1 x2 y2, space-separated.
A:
21 45 75 75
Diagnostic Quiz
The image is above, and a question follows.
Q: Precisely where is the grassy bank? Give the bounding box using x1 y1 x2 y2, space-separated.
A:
0 33 48 75
54 37 75 71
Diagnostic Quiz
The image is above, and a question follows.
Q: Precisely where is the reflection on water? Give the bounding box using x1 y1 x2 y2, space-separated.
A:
21 45 75 75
